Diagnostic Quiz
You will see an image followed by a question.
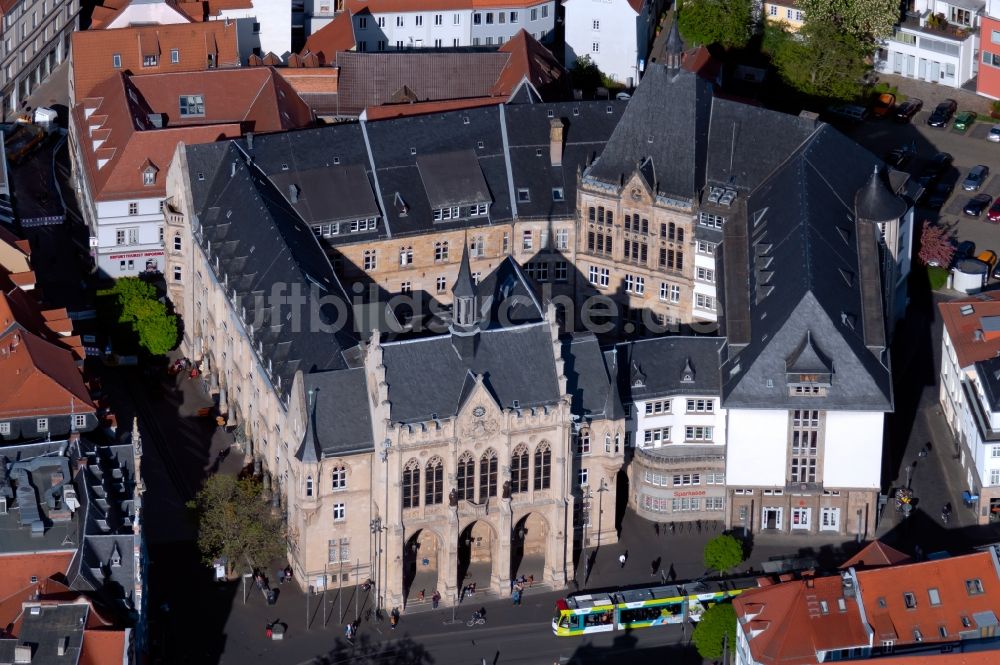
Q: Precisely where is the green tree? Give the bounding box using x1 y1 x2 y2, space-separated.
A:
677 0 753 49
692 602 737 661
187 475 287 576
798 0 902 46
98 277 179 356
764 22 868 101
703 534 746 575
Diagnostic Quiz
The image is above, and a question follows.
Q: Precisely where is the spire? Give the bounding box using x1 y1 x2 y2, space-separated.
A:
603 352 626 420
453 243 476 299
295 387 321 462
452 244 479 331
665 19 683 71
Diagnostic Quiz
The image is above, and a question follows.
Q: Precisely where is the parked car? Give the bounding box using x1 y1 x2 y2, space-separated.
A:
872 93 896 118
916 152 953 186
989 124 1000 142
964 193 993 216
894 98 923 123
884 143 916 169
992 263 1000 280
977 250 998 273
953 241 977 268
923 181 953 209
927 99 958 127
963 164 990 191
953 110 977 132
989 200 1000 223
827 104 869 122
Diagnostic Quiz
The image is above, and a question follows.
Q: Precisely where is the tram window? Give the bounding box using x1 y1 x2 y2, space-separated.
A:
584 611 613 626
558 615 570 629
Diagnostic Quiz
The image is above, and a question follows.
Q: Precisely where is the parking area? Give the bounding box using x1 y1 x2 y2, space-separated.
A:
835 105 1000 266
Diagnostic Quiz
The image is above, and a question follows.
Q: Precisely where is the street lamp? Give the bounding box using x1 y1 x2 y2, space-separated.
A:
596 478 609 551
370 517 382 615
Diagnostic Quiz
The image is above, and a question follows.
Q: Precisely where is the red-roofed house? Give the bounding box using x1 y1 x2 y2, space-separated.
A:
70 21 242 104
563 0 667 84
735 548 1000 665
939 294 1000 524
88 0 290 64
304 0 557 52
69 67 313 277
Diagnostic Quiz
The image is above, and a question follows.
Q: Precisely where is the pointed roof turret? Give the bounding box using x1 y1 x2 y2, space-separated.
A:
603 352 626 420
453 244 476 300
855 165 907 224
295 387 321 462
665 19 683 71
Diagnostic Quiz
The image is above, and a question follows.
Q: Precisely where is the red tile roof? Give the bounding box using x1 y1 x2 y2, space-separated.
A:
736 550 1000 664
939 294 1000 368
72 21 240 101
857 552 1000 647
839 541 912 571
301 11 356 65
0 326 96 419
492 29 567 98
0 553 75 606
72 68 313 202
79 629 127 665
735 574 871 664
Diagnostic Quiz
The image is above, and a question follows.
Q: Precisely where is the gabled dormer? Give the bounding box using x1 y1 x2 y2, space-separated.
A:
141 159 158 186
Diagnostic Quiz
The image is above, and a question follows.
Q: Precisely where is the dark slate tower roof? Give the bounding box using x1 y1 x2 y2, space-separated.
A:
665 19 683 70
855 166 907 223
785 330 833 375
453 243 476 299
583 63 713 201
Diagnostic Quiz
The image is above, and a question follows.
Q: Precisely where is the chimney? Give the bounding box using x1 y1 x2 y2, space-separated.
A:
57 636 68 656
288 184 299 203
549 118 564 167
14 644 31 663
246 132 254 150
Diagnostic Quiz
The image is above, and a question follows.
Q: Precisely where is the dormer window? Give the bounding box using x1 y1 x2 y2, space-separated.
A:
785 331 833 396
143 168 156 186
179 94 205 118
143 55 157 67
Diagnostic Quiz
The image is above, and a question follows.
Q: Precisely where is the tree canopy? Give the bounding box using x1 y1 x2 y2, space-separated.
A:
703 534 746 575
677 0 754 49
98 277 179 356
692 602 737 660
917 222 955 268
187 475 287 575
798 0 902 46
764 22 868 101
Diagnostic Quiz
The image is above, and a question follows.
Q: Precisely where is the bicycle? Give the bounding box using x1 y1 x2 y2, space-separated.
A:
466 611 487 627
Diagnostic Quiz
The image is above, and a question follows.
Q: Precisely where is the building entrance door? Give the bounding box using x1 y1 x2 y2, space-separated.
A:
763 508 781 530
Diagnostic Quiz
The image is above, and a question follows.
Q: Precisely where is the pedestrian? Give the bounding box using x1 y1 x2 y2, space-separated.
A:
513 589 521 605
345 623 353 640
619 552 627 568
390 606 400 629
266 623 273 639
469 581 477 597
528 574 534 587
418 589 425 602
432 590 441 609
654 523 660 537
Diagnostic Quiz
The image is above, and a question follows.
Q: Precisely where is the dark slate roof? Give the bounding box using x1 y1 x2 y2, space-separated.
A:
584 64 713 202
719 126 893 411
617 336 724 401
382 321 559 423
195 100 624 246
269 165 380 224
561 333 614 420
74 534 138 607
334 50 510 116
473 257 544 327
704 97 818 192
297 368 374 460
186 141 361 399
17 604 87 665
453 245 476 299
855 166 908 223
976 356 1000 412
503 101 626 220
416 150 492 208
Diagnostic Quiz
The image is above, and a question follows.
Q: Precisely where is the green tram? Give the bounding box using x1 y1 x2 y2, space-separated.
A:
551 579 752 637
